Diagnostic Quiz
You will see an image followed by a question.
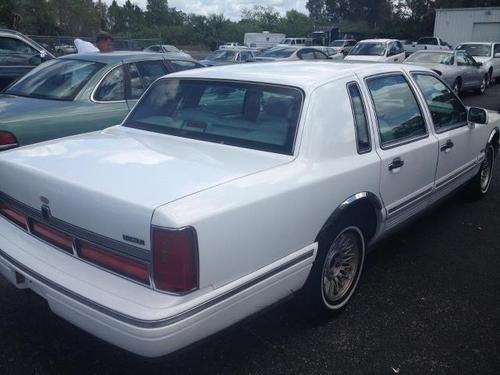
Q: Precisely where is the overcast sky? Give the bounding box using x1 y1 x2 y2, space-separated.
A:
106 1 308 20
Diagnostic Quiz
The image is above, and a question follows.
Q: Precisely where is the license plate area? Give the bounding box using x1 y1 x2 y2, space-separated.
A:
0 256 27 288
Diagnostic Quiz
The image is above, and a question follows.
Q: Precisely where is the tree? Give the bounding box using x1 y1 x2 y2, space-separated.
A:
146 0 169 25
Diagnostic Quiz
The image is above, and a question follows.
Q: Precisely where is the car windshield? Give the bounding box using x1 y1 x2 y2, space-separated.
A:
349 42 386 56
331 40 345 47
124 79 303 154
417 37 438 45
5 58 104 100
456 44 491 57
405 52 454 65
261 47 295 58
280 39 292 45
206 50 237 61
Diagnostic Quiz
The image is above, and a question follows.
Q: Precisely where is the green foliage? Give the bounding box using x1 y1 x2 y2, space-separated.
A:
1 0 499 44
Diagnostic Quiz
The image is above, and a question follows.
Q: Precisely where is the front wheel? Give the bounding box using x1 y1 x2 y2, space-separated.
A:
476 76 487 95
300 223 366 317
469 144 495 199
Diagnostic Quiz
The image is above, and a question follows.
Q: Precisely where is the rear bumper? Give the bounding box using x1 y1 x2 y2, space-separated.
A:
0 217 316 357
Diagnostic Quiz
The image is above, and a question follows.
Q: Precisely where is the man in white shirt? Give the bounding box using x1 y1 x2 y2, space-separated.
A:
74 31 113 53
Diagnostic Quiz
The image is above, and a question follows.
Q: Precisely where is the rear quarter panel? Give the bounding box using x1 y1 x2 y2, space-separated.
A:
152 76 382 292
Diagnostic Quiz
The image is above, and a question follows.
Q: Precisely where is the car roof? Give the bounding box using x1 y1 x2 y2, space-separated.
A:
59 51 192 63
166 61 431 92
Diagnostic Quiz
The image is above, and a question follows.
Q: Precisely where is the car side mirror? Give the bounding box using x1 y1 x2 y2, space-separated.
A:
468 107 488 125
29 54 43 66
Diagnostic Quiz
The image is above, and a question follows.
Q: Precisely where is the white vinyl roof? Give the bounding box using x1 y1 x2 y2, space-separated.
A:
167 61 424 91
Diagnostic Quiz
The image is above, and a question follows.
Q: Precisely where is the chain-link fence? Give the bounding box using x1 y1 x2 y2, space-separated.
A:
28 35 162 56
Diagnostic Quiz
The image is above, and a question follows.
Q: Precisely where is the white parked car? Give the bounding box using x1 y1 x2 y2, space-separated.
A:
455 42 500 85
345 39 406 62
0 62 498 358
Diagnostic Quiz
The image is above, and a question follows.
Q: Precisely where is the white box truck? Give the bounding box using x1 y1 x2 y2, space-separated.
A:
244 32 286 49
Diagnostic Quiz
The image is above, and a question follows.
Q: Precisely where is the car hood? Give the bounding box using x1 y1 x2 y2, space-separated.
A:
403 62 454 72
471 56 492 64
344 55 386 62
0 126 291 249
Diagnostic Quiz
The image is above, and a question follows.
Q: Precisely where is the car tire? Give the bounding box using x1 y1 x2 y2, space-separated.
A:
299 219 366 318
452 78 461 95
487 69 493 86
469 144 495 199
475 76 487 95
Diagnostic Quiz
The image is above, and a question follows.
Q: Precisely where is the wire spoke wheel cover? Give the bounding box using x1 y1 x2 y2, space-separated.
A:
321 227 364 307
480 145 494 193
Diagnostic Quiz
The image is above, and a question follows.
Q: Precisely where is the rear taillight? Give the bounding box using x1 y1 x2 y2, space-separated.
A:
0 200 28 229
77 241 150 284
0 131 18 150
31 220 73 252
152 227 198 293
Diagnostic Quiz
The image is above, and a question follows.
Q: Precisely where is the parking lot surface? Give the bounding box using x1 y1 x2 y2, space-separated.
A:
0 88 499 375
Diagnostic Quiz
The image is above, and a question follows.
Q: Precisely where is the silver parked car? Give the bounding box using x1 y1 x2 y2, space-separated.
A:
143 44 193 60
254 46 330 61
404 50 488 95
199 48 256 66
455 42 500 86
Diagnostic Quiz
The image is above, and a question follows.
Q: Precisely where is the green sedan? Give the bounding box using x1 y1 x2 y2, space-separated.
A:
0 52 204 150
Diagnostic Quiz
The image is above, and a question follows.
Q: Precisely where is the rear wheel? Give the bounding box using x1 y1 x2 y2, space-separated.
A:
300 222 366 317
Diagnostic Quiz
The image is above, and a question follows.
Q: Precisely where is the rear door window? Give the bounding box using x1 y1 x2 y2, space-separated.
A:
366 74 427 147
94 65 125 101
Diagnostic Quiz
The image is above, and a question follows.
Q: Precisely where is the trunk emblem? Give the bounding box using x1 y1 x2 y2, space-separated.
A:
41 205 51 221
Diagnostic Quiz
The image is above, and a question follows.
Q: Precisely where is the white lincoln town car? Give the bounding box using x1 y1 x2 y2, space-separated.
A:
0 62 498 357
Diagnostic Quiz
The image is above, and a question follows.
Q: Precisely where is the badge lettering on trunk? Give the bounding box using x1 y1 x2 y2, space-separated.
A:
123 235 145 246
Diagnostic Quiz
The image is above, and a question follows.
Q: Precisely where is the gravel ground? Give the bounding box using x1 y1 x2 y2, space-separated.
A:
0 85 499 375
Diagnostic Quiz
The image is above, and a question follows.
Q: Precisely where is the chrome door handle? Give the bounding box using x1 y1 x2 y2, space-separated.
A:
440 140 454 152
389 158 404 172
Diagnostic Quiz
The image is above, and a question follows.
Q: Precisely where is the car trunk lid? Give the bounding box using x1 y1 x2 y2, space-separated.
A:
0 126 292 250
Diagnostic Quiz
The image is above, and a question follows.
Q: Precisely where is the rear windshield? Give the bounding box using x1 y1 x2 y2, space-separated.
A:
124 79 303 154
206 50 236 62
417 37 438 45
6 59 104 100
349 42 386 56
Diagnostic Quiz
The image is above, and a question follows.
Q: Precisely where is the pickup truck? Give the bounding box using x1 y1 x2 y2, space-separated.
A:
0 62 498 357
404 36 452 55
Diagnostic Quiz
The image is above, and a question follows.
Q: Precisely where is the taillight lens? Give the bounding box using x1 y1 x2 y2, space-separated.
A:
152 227 198 293
0 200 28 229
31 220 73 252
0 131 18 150
78 241 150 284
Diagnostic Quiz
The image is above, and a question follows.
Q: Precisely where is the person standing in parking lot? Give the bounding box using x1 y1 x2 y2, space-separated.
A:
95 31 113 52
74 31 113 53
